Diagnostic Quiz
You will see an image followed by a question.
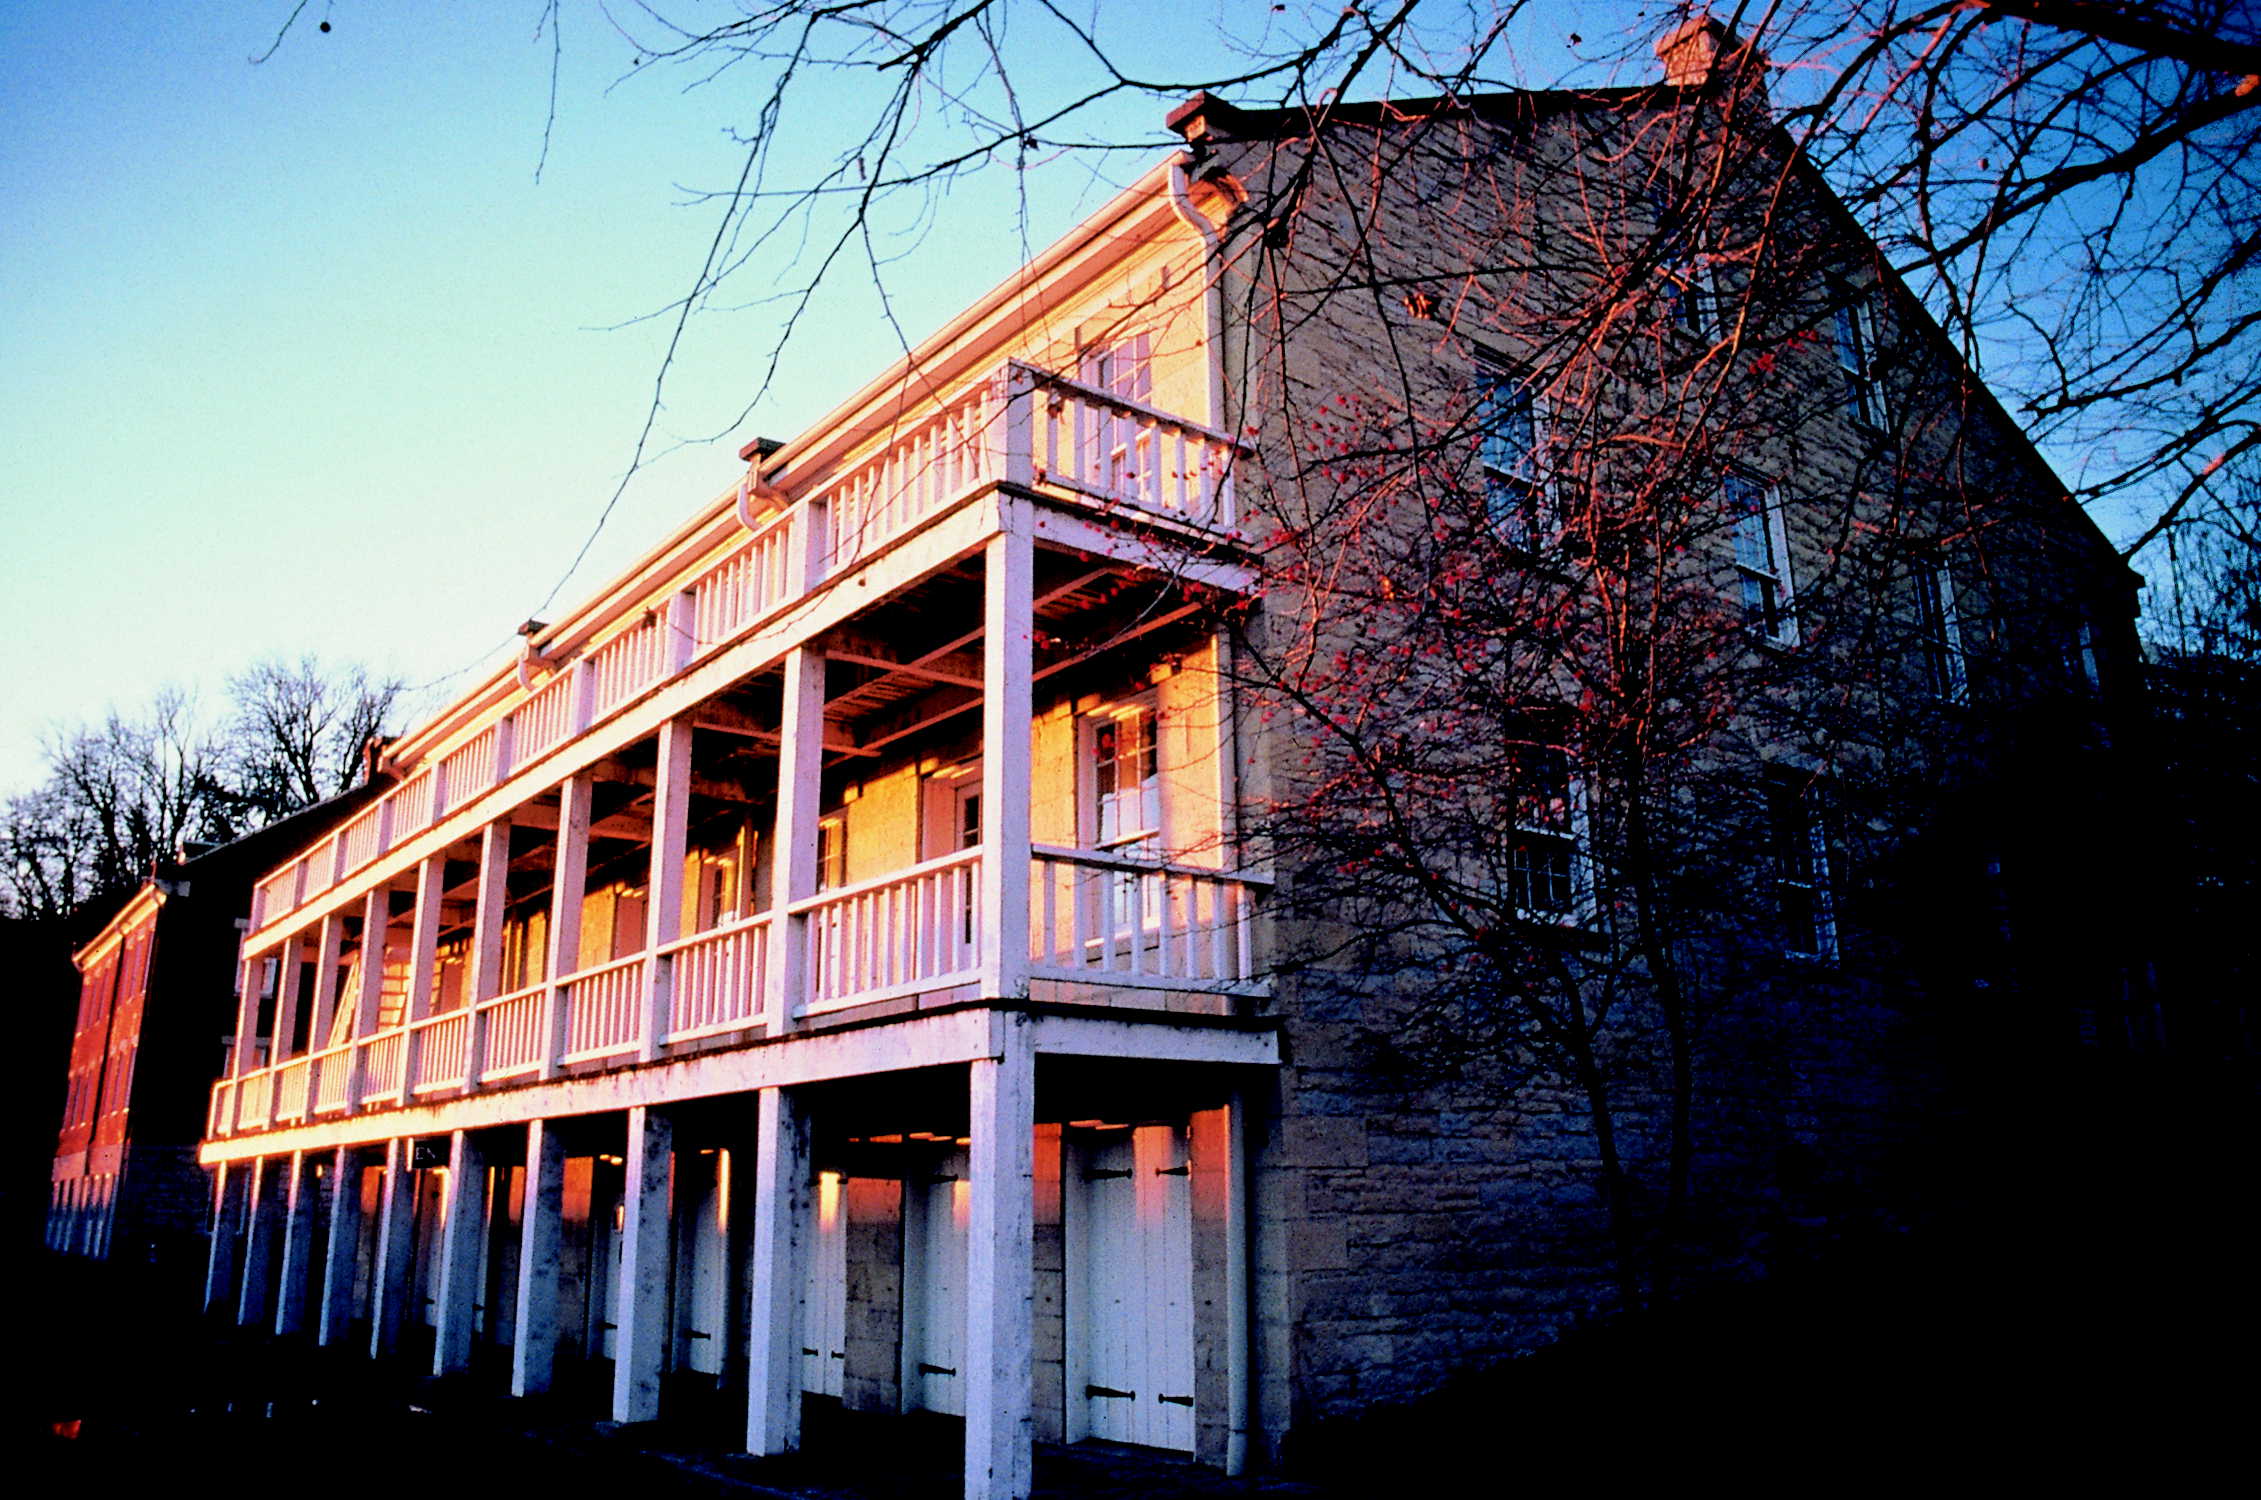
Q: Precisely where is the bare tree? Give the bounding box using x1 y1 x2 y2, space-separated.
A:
221 653 403 825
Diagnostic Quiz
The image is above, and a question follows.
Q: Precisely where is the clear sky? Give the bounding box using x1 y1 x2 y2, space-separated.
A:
0 1 2185 802
0 1 1234 794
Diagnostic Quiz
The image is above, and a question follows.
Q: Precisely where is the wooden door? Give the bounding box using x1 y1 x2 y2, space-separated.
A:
802 1169 849 1395
902 1149 969 1415
1069 1124 1194 1451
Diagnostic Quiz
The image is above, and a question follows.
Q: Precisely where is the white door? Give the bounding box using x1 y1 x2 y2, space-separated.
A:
677 1149 731 1376
902 1149 969 1415
1071 1124 1194 1451
802 1170 848 1395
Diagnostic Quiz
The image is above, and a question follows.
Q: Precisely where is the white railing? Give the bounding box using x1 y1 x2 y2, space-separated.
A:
209 1078 235 1137
822 381 997 573
692 509 798 649
335 802 386 878
513 668 578 764
661 914 772 1042
408 1010 469 1094
360 1031 405 1103
477 981 549 1081
1028 846 1265 991
560 954 645 1063
589 619 667 720
312 1043 355 1114
235 360 1247 948
237 1068 273 1128
273 1057 313 1123
800 848 984 1014
436 725 501 816
1024 364 1239 529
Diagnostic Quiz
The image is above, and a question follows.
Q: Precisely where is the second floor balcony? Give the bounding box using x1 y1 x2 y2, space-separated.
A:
208 358 1267 1145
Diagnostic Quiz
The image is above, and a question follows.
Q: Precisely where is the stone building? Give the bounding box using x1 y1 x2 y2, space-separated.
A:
190 22 2138 1498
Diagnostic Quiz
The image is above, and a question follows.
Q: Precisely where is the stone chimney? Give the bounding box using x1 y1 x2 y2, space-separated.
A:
1655 14 1769 103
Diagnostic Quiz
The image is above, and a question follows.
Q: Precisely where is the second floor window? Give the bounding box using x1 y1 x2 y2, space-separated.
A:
1832 287 1884 428
1914 561 1967 701
816 815 847 892
1477 354 1547 545
1725 471 1796 644
1087 701 1161 853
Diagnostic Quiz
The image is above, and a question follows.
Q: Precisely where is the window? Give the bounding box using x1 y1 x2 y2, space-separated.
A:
1765 776 1836 960
1476 354 1548 545
1078 332 1153 497
1085 700 1161 853
1831 286 1884 428
1725 471 1795 643
1913 561 1967 701
1649 185 1715 339
1504 717 1586 921
1082 698 1164 938
816 815 847 892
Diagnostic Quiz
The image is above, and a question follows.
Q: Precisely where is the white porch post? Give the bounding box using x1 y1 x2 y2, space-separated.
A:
642 719 693 1061
272 936 305 1068
980 517 1035 1002
344 886 390 1112
511 1118 567 1396
611 1104 673 1422
272 1149 316 1336
203 1160 240 1315
744 1085 808 1455
767 646 826 1032
400 854 444 1093
308 915 344 1056
368 1136 418 1358
228 952 264 1099
540 775 593 1079
236 1154 277 1327
466 817 512 1087
432 1128 486 1374
317 1145 363 1345
964 1011 1036 1500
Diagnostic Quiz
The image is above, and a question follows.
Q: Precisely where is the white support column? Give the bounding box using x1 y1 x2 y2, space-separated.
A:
767 646 826 1033
611 1105 673 1423
308 915 345 1055
511 1118 567 1396
432 1128 486 1375
642 719 693 1061
400 855 444 1092
744 1086 808 1455
1223 1088 1252 1477
541 775 593 1079
466 817 512 1087
273 1149 316 1336
964 1011 1036 1500
203 1160 239 1315
344 885 390 1112
997 362 1037 489
368 1137 418 1358
229 954 264 1085
272 936 305 1067
236 1154 277 1328
980 519 1035 1002
318 1145 363 1345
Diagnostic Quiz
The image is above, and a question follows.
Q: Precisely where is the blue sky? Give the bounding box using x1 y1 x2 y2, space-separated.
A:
0 1 2194 801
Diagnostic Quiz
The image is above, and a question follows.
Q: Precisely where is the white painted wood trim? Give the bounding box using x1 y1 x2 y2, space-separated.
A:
964 1010 1036 1500
745 1086 808 1455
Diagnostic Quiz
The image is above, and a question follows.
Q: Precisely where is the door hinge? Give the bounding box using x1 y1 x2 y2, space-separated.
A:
1155 1164 1190 1177
688 1330 712 1340
1085 1384 1136 1400
1157 1393 1193 1407
919 1362 958 1377
1082 1168 1133 1181
801 1346 819 1356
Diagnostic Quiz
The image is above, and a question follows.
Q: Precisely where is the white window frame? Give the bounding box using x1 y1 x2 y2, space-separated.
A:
1078 695 1165 942
1649 183 1716 340
1914 560 1967 701
815 814 847 893
1725 470 1797 645
1831 286 1886 429
1475 352 1552 547
920 759 984 859
1765 776 1837 962
1503 717 1595 927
